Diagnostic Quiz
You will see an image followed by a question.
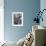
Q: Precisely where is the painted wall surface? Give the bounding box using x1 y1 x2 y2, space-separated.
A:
0 0 4 42
4 0 40 42
40 0 46 27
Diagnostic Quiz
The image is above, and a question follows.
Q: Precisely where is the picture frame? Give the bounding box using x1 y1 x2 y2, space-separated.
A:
12 12 23 26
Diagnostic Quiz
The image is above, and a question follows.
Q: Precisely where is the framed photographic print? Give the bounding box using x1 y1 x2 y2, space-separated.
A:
12 12 23 26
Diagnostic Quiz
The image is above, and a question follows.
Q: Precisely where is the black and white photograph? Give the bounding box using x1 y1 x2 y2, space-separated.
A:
12 12 23 26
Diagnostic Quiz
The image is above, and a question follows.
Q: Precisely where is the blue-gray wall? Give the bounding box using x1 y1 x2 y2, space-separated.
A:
40 0 46 27
4 0 40 42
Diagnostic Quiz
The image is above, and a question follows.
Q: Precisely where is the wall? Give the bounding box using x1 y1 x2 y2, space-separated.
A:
40 0 46 27
0 0 4 42
4 0 40 42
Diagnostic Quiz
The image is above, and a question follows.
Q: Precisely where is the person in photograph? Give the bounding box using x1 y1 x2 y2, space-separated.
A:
14 14 22 24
